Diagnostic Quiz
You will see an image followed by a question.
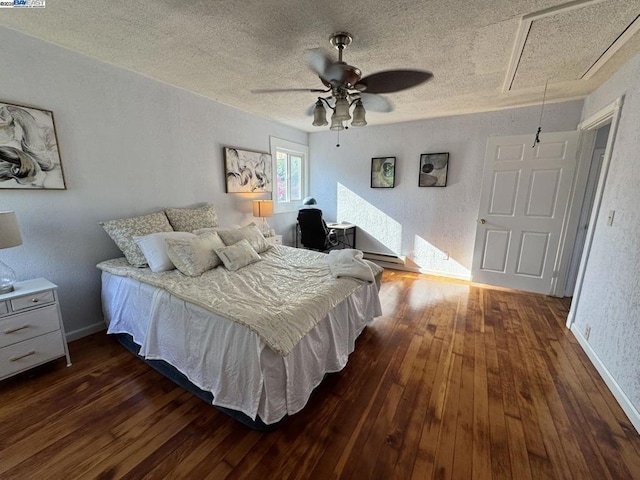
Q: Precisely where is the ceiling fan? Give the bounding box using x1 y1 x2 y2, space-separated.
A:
252 32 433 130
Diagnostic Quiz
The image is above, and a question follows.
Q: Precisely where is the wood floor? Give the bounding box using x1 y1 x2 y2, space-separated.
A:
1 270 640 479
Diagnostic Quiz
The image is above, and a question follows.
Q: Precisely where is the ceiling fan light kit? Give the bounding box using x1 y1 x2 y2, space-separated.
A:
254 31 432 134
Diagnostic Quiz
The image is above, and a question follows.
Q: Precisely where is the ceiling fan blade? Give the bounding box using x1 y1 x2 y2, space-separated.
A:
305 48 342 83
251 88 329 94
356 70 433 94
358 93 394 113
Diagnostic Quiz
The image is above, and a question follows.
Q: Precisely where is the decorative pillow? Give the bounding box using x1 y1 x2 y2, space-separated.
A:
217 223 270 253
100 212 174 267
165 231 225 276
192 225 241 235
165 204 218 232
215 239 261 271
134 231 196 272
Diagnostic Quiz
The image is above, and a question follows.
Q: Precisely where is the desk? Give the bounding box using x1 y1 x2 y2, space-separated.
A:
327 223 356 249
294 222 357 250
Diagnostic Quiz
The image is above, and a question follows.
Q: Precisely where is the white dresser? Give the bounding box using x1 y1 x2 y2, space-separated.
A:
0 278 71 380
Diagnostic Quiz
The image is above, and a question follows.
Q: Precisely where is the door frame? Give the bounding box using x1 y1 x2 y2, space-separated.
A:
565 96 624 328
564 147 606 296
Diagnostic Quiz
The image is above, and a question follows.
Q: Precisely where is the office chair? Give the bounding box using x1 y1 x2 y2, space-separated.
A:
297 208 339 252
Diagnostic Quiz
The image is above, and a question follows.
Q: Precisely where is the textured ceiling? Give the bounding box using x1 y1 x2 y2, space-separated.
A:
1 0 639 132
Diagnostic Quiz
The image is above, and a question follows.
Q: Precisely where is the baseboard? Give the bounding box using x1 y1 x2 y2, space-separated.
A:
571 325 640 434
371 261 472 282
370 261 417 272
418 267 472 281
65 321 106 342
362 251 407 265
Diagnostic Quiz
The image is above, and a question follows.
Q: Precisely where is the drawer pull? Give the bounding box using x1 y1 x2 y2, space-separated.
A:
10 350 35 362
3 325 29 334
32 298 40 303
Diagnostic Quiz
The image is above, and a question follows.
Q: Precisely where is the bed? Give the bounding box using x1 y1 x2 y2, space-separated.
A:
98 243 382 430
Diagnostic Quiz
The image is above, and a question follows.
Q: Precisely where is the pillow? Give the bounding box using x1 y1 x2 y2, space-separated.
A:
192 224 241 235
216 239 261 271
100 212 174 267
134 231 196 272
217 223 270 253
165 204 218 232
165 231 225 276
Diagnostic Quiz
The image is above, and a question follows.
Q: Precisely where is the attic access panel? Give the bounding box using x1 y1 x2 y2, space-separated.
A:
505 0 640 91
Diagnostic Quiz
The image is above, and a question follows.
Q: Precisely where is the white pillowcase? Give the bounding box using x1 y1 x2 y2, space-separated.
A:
216 239 261 271
165 231 226 276
133 231 196 272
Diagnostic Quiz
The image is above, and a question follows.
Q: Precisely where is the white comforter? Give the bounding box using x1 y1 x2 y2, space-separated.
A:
98 246 381 356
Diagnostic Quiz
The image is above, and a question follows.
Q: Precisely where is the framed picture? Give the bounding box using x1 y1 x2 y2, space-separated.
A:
419 152 449 187
371 157 396 188
224 147 272 193
0 101 66 189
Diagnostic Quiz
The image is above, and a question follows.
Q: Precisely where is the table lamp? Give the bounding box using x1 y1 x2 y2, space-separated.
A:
0 211 22 294
252 200 274 236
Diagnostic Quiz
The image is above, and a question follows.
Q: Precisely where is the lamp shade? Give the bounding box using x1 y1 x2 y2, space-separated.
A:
0 211 22 249
253 200 274 218
333 97 351 121
312 100 328 126
330 112 344 131
351 99 367 127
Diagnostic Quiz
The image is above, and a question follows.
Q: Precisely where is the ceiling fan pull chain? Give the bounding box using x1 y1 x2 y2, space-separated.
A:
533 78 549 148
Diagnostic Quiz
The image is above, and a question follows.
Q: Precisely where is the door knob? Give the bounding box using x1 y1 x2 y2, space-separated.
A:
479 218 486 224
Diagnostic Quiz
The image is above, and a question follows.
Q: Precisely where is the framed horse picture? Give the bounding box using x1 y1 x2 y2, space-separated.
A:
0 101 66 189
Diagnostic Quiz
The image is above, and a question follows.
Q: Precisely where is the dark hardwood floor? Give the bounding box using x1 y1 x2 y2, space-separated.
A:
1 269 639 479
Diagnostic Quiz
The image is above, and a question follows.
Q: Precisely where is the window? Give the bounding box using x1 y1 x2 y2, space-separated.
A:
270 137 309 213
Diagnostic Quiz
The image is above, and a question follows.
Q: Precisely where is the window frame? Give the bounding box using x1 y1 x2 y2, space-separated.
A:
270 137 309 214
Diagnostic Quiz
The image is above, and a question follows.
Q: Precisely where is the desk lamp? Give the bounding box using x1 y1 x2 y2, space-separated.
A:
0 211 23 294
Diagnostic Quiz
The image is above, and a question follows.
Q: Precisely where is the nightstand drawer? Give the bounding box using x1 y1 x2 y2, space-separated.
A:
0 301 7 316
0 305 60 348
11 289 55 312
0 331 66 380
266 234 283 245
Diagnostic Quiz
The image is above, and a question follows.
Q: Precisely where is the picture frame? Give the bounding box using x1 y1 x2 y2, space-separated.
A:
371 156 396 188
0 101 66 189
224 147 273 193
418 152 449 187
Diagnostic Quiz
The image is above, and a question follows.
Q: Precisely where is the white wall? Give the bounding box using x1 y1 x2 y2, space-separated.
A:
573 54 640 417
309 101 583 278
0 27 307 338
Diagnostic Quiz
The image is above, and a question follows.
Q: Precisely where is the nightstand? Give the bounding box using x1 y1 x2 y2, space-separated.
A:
0 278 71 380
265 234 283 246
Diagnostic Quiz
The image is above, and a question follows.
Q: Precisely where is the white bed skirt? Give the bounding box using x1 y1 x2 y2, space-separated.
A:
101 272 381 424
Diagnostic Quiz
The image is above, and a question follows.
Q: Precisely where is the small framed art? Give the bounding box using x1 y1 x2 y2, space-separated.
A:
371 157 396 188
418 152 449 187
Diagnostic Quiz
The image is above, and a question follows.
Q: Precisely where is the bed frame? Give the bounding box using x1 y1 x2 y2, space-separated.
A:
114 333 288 431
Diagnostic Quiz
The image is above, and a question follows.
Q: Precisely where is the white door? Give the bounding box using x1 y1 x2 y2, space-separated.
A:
471 131 579 294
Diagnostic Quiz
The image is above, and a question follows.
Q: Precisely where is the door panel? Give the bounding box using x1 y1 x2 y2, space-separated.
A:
490 171 519 215
472 131 579 294
526 169 561 217
516 232 549 277
482 230 510 272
